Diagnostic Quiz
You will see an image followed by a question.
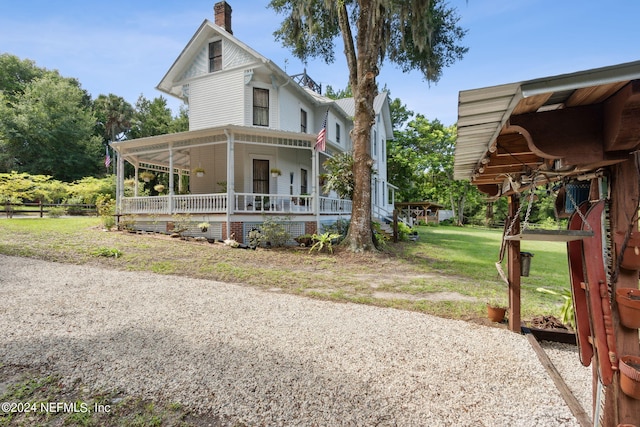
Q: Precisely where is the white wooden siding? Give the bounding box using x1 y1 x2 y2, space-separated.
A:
244 79 278 128
189 71 244 130
181 38 256 81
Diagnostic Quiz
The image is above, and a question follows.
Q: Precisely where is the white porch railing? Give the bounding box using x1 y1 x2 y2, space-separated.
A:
319 196 352 214
234 193 313 213
172 194 227 213
119 193 352 215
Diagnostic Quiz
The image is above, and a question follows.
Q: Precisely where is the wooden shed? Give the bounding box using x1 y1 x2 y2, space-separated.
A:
394 201 444 226
454 61 640 426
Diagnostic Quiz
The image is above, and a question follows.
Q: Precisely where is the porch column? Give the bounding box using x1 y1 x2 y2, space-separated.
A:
178 169 183 194
312 147 320 230
134 164 139 197
168 144 174 214
225 129 235 239
116 148 124 222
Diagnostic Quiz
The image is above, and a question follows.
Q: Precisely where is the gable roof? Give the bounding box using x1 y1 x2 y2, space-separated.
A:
156 19 350 122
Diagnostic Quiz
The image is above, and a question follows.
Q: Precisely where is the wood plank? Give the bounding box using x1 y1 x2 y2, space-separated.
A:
524 332 593 427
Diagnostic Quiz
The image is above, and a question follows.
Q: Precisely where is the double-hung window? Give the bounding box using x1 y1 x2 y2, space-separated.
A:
300 109 307 133
253 88 269 126
208 41 222 72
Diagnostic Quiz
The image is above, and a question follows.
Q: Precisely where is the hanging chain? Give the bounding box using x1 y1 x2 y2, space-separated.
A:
564 182 593 231
522 184 536 231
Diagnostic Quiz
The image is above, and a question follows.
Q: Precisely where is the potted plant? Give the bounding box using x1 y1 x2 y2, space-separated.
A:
140 171 155 182
153 184 165 193
198 222 210 232
616 288 640 329
193 167 206 178
487 298 507 323
270 168 282 177
619 355 640 400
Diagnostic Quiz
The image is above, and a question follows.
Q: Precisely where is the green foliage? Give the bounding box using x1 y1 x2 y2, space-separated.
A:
397 221 412 241
257 216 292 248
91 246 122 258
536 287 574 329
93 93 134 144
388 115 484 224
0 74 102 180
47 206 66 218
130 95 173 139
67 176 115 204
322 151 355 199
0 171 67 203
96 194 115 229
309 232 342 254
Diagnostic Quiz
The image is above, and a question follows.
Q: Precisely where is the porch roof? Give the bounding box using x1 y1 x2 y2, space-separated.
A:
453 60 640 196
111 124 316 171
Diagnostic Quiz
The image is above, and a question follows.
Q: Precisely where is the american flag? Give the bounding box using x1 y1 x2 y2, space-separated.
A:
105 146 111 169
315 110 328 152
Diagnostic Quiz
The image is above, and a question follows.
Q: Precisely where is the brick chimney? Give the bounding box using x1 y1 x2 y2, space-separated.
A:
214 1 233 34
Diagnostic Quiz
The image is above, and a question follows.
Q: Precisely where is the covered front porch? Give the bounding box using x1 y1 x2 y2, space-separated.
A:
111 124 353 242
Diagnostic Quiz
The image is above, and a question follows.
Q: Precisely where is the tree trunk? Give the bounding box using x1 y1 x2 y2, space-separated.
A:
337 0 379 252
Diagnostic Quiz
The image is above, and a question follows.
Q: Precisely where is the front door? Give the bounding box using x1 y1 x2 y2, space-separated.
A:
253 159 269 194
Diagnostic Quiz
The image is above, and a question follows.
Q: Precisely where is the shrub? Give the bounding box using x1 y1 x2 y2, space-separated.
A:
47 206 66 218
309 232 342 254
257 216 291 247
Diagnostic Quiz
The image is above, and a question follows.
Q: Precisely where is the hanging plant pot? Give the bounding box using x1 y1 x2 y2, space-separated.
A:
487 304 506 323
615 231 640 270
616 288 640 329
619 355 640 400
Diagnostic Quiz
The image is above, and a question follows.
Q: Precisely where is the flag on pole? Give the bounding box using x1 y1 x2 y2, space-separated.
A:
105 146 111 169
315 110 328 152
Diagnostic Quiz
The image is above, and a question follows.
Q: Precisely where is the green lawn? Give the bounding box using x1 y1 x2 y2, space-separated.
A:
0 217 572 323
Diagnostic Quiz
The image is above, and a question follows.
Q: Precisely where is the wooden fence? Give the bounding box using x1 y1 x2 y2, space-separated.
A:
1 201 97 218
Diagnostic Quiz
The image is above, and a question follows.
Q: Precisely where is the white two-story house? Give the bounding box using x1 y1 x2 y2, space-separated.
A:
112 1 395 243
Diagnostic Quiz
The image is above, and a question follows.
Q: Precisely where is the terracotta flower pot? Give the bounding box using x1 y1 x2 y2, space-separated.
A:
619 355 640 400
487 304 506 323
615 231 640 270
616 288 640 329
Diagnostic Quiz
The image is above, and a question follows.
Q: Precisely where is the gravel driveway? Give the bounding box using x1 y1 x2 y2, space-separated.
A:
0 255 591 426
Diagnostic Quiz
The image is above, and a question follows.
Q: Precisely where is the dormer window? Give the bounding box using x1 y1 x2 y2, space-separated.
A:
209 40 222 72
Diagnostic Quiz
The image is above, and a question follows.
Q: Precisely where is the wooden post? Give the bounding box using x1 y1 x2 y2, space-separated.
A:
606 158 640 426
507 195 521 333
39 200 43 218
392 209 398 243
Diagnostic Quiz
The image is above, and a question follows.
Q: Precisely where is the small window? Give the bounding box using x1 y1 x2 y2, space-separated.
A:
300 168 308 194
373 129 378 155
300 109 307 133
208 41 222 72
253 88 269 126
335 123 341 143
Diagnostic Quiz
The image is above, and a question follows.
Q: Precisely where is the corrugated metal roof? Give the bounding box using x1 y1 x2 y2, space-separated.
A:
454 60 640 182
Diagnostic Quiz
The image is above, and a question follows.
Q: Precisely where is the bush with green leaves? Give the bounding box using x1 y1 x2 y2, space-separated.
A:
397 221 412 241
309 232 342 254
96 194 116 229
257 216 291 248
47 206 66 218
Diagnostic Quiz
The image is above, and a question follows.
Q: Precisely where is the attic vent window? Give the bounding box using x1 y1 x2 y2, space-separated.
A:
209 40 222 73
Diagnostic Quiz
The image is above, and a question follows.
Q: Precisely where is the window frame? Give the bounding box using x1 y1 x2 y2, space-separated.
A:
300 109 308 133
208 40 222 73
253 88 270 127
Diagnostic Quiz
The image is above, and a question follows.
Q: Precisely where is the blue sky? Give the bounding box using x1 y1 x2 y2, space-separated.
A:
1 1 639 126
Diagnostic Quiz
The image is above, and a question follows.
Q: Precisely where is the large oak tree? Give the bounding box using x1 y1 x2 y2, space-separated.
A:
270 0 467 251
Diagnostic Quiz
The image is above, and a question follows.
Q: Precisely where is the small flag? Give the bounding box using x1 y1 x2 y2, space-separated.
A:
105 146 111 169
315 110 328 152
